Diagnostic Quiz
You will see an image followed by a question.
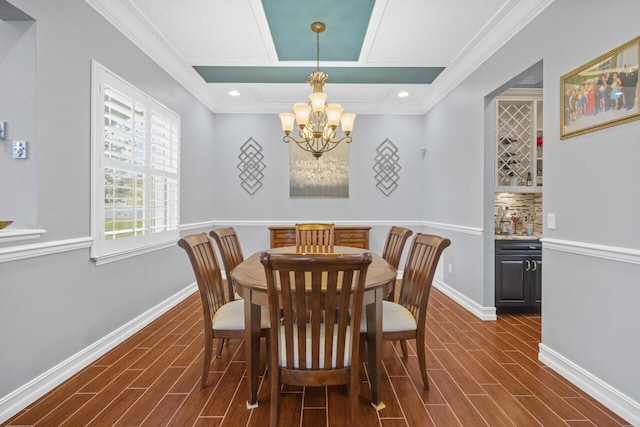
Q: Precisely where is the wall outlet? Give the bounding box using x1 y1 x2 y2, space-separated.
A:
547 213 556 229
448 263 453 274
13 141 27 159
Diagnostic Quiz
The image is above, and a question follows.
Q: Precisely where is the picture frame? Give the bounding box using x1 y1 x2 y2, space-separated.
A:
289 142 349 198
560 36 639 139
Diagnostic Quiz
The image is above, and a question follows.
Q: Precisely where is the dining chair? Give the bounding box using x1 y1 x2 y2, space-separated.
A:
294 223 335 253
178 233 269 388
210 227 244 301
380 226 413 302
362 233 450 390
261 251 372 427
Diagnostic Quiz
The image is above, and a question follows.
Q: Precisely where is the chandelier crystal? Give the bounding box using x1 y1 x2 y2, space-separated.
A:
279 22 355 159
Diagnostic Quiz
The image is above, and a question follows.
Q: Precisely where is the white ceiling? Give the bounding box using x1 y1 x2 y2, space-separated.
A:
86 0 552 114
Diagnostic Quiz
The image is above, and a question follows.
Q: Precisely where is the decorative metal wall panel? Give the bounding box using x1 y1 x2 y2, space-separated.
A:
373 138 401 196
237 138 265 195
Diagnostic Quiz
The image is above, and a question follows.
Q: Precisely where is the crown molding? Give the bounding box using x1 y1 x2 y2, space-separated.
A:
85 0 218 111
420 0 554 113
85 0 553 116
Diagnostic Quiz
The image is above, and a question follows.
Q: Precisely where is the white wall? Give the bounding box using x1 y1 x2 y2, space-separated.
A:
424 0 640 422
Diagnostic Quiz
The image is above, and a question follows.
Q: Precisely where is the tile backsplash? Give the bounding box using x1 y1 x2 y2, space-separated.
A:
495 192 542 235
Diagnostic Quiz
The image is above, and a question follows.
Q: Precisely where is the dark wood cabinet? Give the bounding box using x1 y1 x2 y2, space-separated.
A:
495 240 541 312
269 226 370 249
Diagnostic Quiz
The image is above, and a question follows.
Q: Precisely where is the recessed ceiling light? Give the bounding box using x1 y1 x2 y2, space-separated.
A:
397 91 409 98
228 90 240 97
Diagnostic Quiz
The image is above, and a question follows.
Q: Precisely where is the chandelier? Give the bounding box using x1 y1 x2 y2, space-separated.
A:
279 22 355 159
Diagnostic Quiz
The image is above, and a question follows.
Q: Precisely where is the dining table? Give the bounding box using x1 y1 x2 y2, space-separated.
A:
230 245 397 410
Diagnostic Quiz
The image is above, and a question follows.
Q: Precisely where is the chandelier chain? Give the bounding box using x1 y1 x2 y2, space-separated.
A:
316 30 320 71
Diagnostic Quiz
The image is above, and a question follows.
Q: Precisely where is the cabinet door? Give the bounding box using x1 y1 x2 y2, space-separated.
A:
495 256 527 306
529 255 542 306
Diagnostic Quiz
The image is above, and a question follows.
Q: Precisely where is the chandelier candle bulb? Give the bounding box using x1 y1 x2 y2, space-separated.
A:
341 113 355 135
279 113 295 134
326 103 343 127
309 92 327 113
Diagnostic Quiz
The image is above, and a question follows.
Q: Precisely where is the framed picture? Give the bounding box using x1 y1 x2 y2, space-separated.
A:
289 143 349 197
560 36 639 139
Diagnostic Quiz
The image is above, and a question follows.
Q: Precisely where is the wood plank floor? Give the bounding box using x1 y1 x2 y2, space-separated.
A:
3 288 631 426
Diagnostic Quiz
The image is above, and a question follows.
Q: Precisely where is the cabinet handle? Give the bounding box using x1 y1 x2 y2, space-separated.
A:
525 260 531 271
532 260 537 271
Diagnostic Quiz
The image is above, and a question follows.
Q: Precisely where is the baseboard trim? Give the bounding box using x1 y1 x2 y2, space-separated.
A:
0 283 197 424
433 278 496 320
539 344 640 426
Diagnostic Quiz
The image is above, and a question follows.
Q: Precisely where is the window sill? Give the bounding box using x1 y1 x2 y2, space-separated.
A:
0 228 47 243
92 240 176 266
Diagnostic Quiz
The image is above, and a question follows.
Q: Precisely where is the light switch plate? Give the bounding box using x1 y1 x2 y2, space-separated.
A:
13 141 27 159
547 213 556 229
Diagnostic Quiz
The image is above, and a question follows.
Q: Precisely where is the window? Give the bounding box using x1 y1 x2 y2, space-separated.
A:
91 61 180 264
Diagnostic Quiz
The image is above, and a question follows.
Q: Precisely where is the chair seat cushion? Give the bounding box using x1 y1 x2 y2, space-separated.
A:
278 324 352 369
212 299 270 330
360 301 417 333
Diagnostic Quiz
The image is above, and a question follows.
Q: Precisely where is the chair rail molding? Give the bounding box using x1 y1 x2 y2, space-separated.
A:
423 221 483 236
541 238 640 265
0 237 91 264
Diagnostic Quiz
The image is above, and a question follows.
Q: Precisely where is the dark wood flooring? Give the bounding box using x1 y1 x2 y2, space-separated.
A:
3 288 631 426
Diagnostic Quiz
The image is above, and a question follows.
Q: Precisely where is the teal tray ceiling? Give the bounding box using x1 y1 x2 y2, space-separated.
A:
262 0 374 61
193 66 444 84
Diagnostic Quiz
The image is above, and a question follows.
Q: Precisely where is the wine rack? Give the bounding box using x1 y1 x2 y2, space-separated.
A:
497 101 532 185
495 90 542 192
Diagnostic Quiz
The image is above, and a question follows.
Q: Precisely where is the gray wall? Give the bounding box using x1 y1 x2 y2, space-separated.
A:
0 0 216 399
2 0 639 421
0 0 426 407
424 0 640 410
0 19 37 227
204 112 427 259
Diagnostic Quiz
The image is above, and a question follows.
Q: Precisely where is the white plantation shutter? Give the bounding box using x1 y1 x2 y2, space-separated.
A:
91 62 180 262
149 105 180 239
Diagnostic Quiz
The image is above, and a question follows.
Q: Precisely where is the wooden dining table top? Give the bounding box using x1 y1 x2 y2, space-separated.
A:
231 245 397 294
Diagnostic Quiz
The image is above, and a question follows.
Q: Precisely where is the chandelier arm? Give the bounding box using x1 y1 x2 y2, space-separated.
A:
282 135 352 157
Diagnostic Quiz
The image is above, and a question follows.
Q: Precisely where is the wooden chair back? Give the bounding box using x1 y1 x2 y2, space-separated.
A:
398 233 451 328
210 227 244 300
381 226 413 301
178 233 227 327
294 223 335 253
381 226 413 270
260 251 372 426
